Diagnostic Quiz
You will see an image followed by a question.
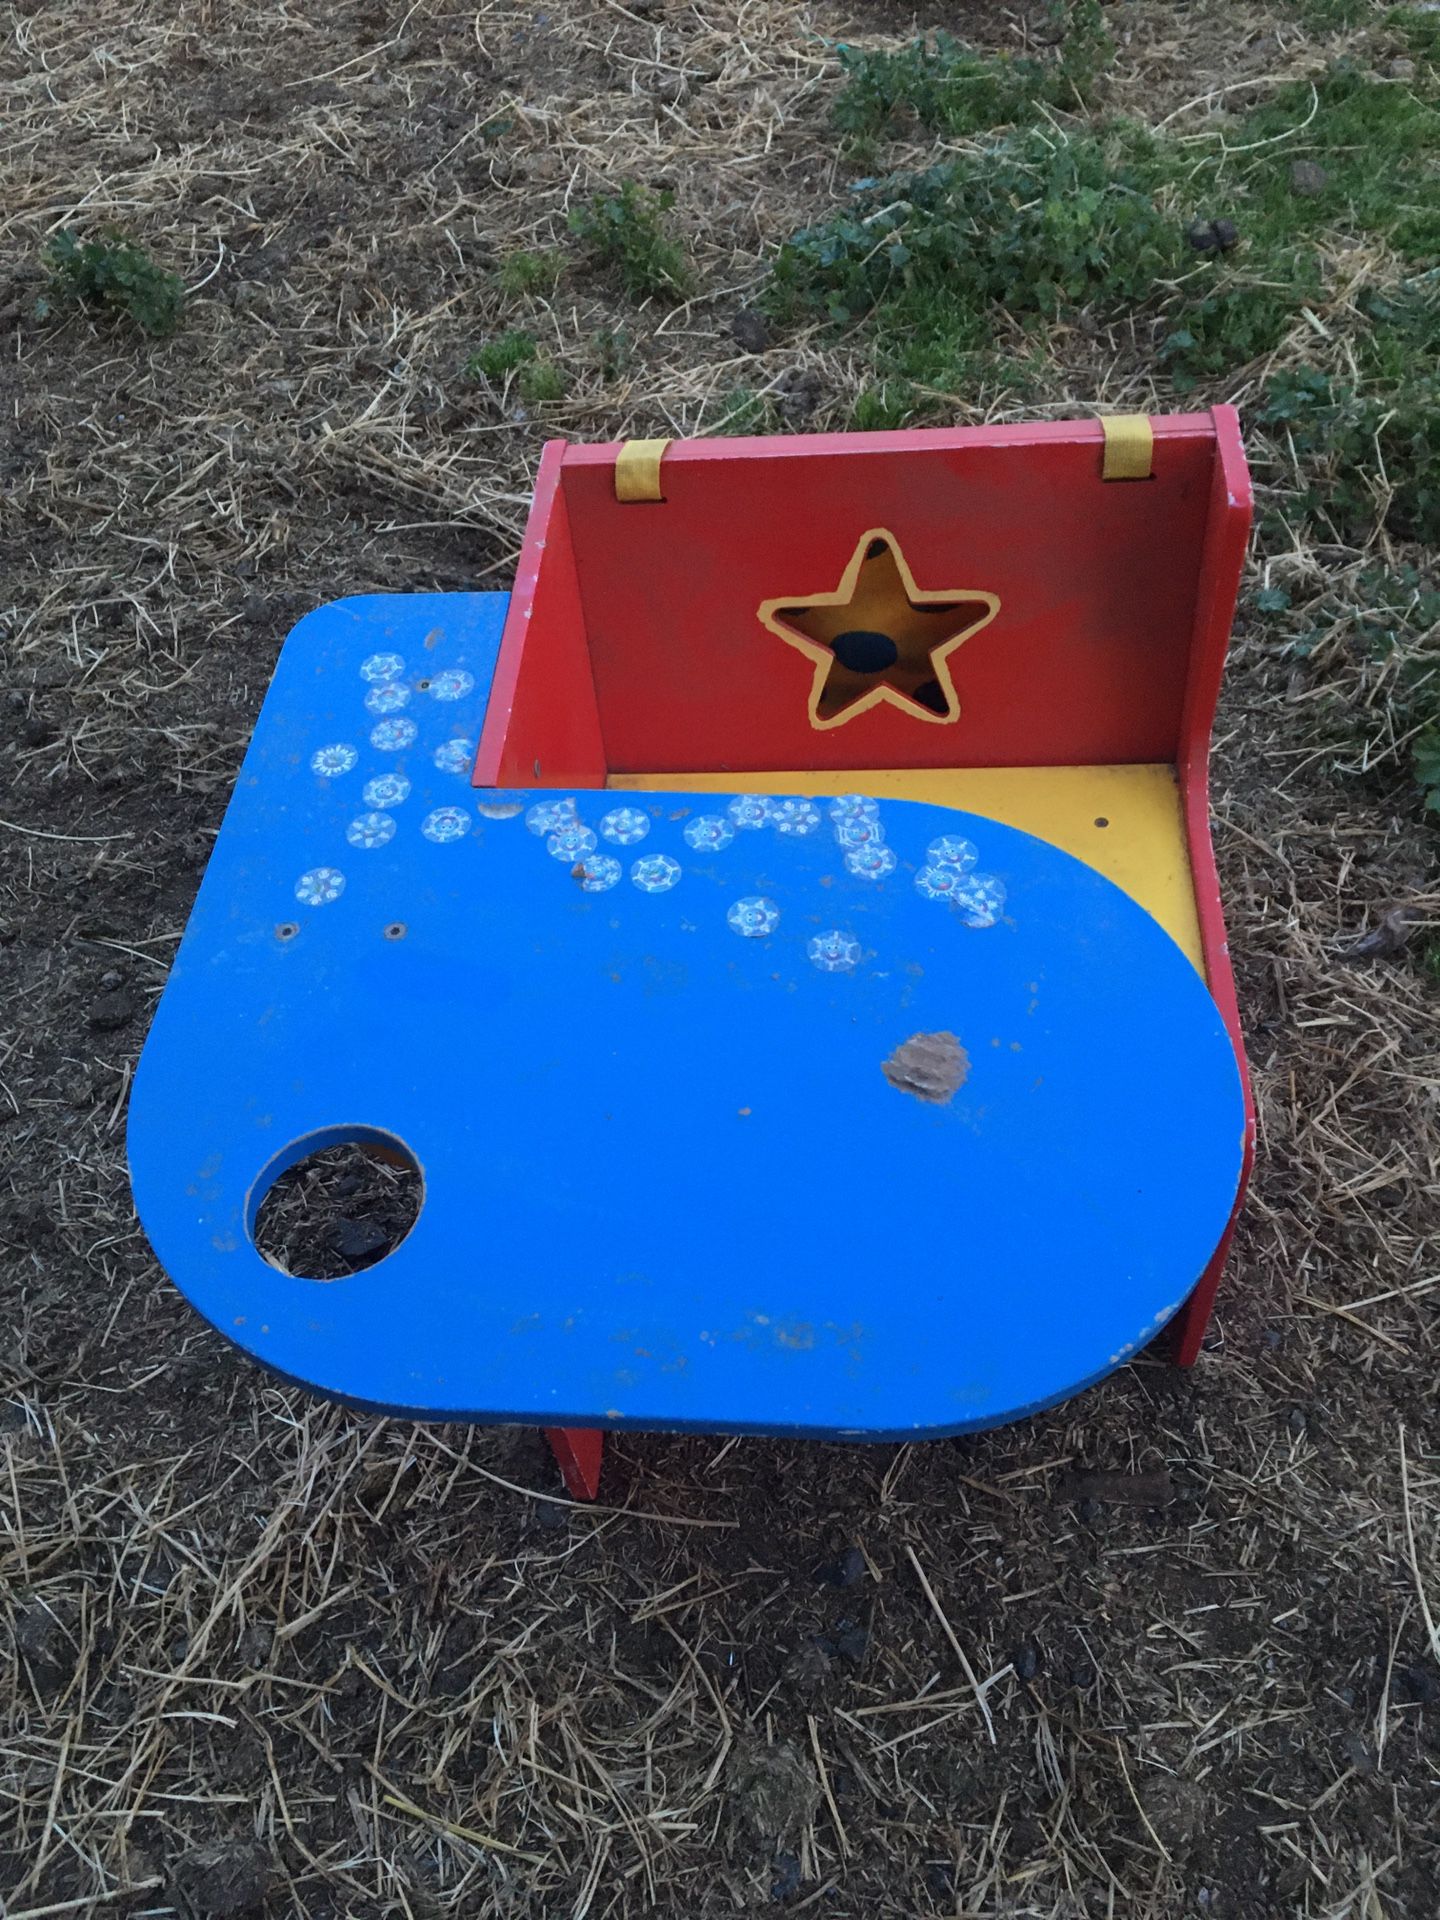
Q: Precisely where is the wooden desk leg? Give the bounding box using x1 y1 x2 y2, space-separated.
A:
546 1428 604 1500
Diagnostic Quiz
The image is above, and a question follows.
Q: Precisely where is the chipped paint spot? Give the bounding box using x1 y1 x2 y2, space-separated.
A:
882 1031 969 1103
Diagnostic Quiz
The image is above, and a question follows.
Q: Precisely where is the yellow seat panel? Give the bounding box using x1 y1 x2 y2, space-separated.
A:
609 764 1203 971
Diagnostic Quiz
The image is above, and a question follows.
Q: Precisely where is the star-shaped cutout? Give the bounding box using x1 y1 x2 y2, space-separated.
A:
758 529 999 729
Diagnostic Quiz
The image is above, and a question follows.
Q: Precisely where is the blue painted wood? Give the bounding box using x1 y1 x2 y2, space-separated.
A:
128 592 1245 1439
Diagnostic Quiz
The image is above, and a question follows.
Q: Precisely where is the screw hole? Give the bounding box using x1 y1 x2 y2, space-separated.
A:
384 922 407 941
251 1132 422 1281
275 922 299 940
1093 816 1110 829
416 678 431 691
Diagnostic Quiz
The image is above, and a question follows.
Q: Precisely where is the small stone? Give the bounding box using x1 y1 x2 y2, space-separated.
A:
830 1618 868 1663
328 1216 389 1262
99 968 124 991
1343 908 1411 961
87 989 138 1032
1289 159 1329 198
730 308 770 354
1071 1662 1095 1688
170 1840 270 1920
1014 1643 1041 1682
775 366 824 421
770 1851 802 1901
1386 57 1416 80
15 1599 75 1690
1398 1663 1440 1704
815 1545 866 1588
783 1640 832 1690
727 1739 821 1844
1186 217 1238 253
1287 1406 1308 1436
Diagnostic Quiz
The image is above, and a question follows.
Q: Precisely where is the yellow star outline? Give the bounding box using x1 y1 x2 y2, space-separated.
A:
757 528 1000 730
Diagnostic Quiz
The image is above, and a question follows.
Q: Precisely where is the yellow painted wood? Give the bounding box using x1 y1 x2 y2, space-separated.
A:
610 762 1203 969
1100 414 1154 481
614 438 671 502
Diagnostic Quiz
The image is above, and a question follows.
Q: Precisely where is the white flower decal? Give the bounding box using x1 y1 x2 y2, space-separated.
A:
683 814 735 852
346 811 396 850
295 867 345 905
771 798 823 836
526 798 578 837
575 854 621 892
370 718 417 751
433 738 475 776
808 930 861 973
310 744 358 777
953 873 1007 928
835 816 886 849
429 668 474 701
548 825 598 862
364 682 411 716
927 834 978 873
828 794 879 823
599 806 650 846
845 844 897 880
422 806 471 843
632 854 682 893
728 896 780 937
915 863 965 901
727 795 771 831
364 773 411 809
360 652 405 683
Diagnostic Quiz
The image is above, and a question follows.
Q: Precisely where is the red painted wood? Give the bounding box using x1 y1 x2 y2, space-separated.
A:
546 1426 604 1500
549 418 1218 773
474 439 607 791
1169 406 1255 1366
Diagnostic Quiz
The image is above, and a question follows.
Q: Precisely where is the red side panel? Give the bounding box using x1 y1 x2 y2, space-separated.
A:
1170 406 1255 1365
474 440 606 791
557 418 1217 774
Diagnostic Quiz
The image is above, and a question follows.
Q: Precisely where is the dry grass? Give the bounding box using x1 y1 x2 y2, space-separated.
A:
2 0 1439 1915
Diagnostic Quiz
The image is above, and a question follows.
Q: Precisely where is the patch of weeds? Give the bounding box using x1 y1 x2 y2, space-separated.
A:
768 133 1191 387
771 52 1440 386
700 385 773 435
1278 562 1440 808
591 326 635 381
1289 0 1381 27
1258 366 1440 546
1235 64 1440 261
832 3 1112 151
569 183 691 301
465 330 537 381
1392 5 1440 66
517 360 567 406
38 228 184 337
851 379 919 430
497 249 565 296
1419 935 1440 984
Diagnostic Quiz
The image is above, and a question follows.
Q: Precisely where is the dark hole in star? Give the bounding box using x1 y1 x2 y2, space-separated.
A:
866 537 888 560
910 678 949 714
830 628 899 674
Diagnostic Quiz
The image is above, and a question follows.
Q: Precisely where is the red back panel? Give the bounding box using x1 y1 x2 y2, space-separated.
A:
479 415 1238 781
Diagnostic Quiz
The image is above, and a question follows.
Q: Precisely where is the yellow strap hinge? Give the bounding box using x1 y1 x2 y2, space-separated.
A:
1100 414 1153 482
615 437 671 503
